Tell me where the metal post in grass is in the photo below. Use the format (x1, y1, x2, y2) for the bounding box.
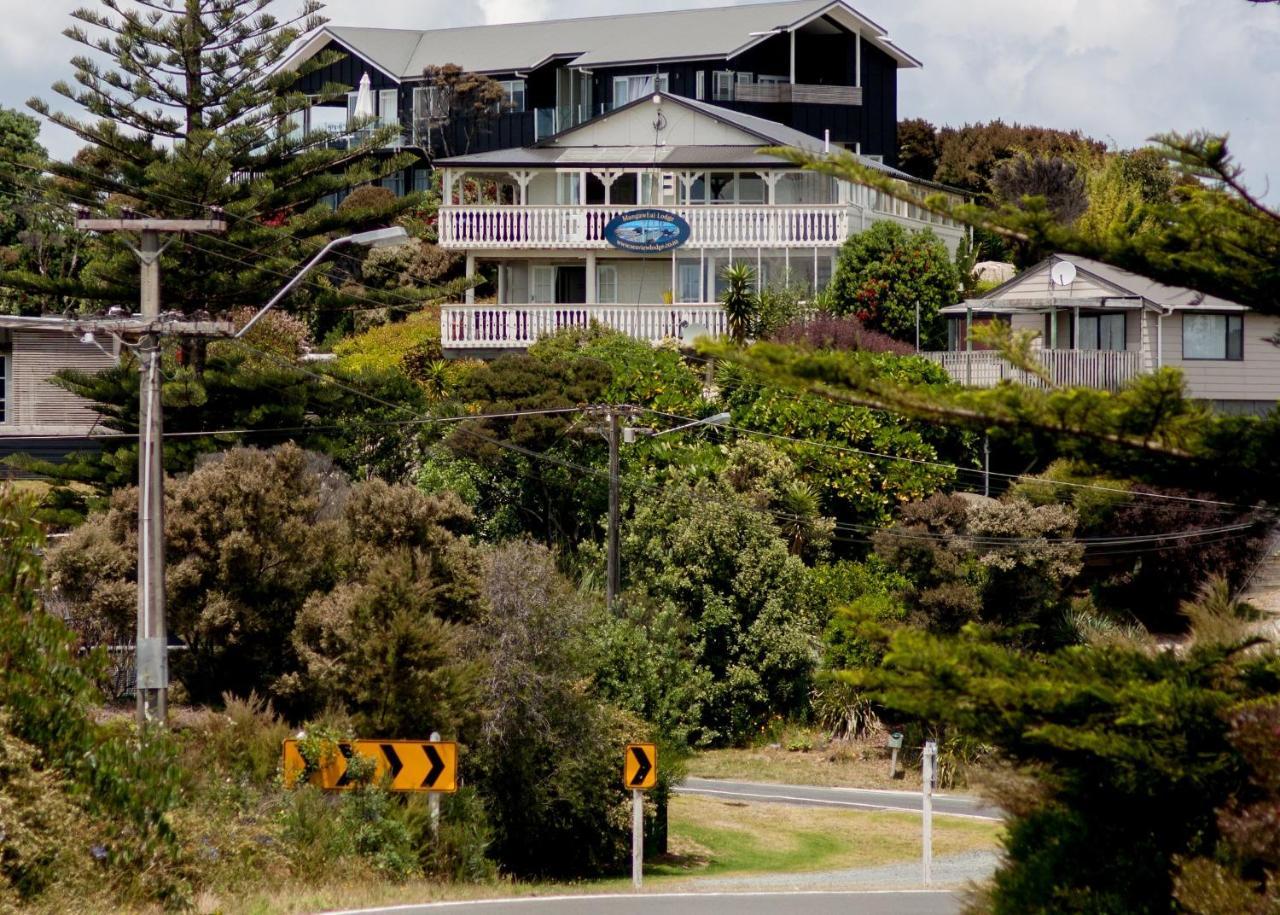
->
(429, 731, 442, 835)
(922, 739, 937, 885)
(632, 788, 644, 889)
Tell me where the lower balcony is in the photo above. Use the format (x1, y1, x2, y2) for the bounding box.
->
(921, 349, 1144, 390)
(441, 304, 727, 350)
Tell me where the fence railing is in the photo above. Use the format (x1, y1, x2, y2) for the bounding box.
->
(921, 349, 1143, 390)
(733, 83, 863, 106)
(438, 205, 851, 249)
(441, 304, 727, 348)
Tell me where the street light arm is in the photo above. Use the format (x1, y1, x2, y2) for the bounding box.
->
(234, 236, 352, 339)
(649, 412, 732, 438)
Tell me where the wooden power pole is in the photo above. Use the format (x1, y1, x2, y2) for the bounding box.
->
(75, 217, 228, 727)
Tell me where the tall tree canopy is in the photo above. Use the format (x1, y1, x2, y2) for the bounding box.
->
(4, 0, 433, 318)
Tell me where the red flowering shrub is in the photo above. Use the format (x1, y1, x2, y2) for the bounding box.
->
(767, 313, 914, 355)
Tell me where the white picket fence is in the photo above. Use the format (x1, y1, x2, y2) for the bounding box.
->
(921, 349, 1143, 390)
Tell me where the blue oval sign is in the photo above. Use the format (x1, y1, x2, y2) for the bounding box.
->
(603, 209, 691, 253)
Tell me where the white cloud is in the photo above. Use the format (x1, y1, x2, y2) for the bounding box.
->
(3, 0, 1276, 196)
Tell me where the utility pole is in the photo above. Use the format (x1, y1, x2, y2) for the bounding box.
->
(585, 405, 640, 613)
(75, 217, 227, 727)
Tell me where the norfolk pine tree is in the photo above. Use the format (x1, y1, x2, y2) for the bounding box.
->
(8, 0, 440, 317)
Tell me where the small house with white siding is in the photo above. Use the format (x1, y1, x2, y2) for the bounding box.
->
(926, 254, 1278, 414)
(0, 323, 117, 463)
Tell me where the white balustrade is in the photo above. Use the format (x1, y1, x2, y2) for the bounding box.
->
(921, 349, 1143, 390)
(441, 304, 728, 349)
(438, 205, 851, 250)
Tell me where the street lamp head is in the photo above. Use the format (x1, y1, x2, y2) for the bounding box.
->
(345, 226, 410, 248)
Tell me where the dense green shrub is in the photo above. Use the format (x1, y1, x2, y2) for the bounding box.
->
(853, 600, 1280, 915)
(621, 480, 824, 745)
(468, 540, 642, 877)
(826, 221, 960, 346)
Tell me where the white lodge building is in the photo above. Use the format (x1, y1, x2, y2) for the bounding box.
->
(436, 92, 965, 353)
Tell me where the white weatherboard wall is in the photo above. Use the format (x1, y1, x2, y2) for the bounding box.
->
(4, 330, 116, 435)
(547, 101, 763, 149)
(1165, 312, 1280, 403)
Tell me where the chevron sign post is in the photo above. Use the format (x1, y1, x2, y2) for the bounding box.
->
(282, 739, 457, 793)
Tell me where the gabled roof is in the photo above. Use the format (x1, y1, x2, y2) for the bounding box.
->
(436, 92, 878, 171)
(279, 0, 921, 81)
(942, 254, 1250, 313)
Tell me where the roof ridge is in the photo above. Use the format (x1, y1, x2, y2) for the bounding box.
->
(332, 0, 824, 38)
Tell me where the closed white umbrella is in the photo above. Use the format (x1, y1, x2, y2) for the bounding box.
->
(354, 72, 376, 121)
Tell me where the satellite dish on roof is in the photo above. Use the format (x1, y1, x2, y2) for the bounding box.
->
(1050, 261, 1078, 287)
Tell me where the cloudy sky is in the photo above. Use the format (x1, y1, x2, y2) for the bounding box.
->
(2, 0, 1277, 197)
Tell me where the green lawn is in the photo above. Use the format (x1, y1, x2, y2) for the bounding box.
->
(651, 795, 1000, 879)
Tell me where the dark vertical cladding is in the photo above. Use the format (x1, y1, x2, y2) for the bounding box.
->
(291, 40, 400, 95)
(859, 42, 899, 166)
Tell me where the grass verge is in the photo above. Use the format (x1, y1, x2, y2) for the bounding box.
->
(688, 740, 928, 790)
(182, 794, 1000, 913)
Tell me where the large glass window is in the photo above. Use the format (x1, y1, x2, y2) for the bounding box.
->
(1077, 313, 1126, 351)
(1183, 313, 1244, 360)
(677, 261, 702, 303)
(737, 173, 766, 205)
(531, 266, 555, 304)
(378, 89, 399, 128)
(709, 173, 736, 204)
(613, 74, 668, 107)
(557, 172, 582, 205)
(713, 71, 735, 101)
(597, 265, 618, 304)
(498, 79, 526, 112)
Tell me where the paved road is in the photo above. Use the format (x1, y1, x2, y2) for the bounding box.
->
(327, 890, 962, 915)
(676, 778, 1002, 820)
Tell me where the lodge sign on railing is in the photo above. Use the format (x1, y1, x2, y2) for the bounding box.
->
(603, 209, 691, 253)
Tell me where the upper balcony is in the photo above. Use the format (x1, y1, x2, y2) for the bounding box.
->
(732, 84, 863, 106)
(438, 204, 852, 250)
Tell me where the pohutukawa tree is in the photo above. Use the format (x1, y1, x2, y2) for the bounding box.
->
(7, 0, 438, 317)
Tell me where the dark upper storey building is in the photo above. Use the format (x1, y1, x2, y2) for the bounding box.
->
(279, 0, 921, 193)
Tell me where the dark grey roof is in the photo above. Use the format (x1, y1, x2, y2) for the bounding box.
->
(281, 0, 921, 80)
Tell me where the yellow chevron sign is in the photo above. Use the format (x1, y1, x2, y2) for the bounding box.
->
(624, 743, 657, 790)
(282, 739, 457, 793)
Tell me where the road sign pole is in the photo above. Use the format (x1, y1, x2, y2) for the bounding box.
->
(429, 730, 442, 835)
(922, 739, 936, 886)
(632, 788, 643, 889)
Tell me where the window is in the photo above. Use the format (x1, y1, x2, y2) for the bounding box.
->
(695, 71, 706, 100)
(498, 79, 526, 112)
(596, 265, 618, 304)
(346, 91, 359, 126)
(1077, 313, 1126, 351)
(1183, 313, 1244, 360)
(531, 266, 556, 304)
(677, 262, 701, 303)
(709, 172, 735, 204)
(736, 173, 766, 204)
(757, 74, 788, 85)
(379, 170, 405, 197)
(378, 89, 399, 128)
(713, 71, 735, 101)
(413, 169, 431, 193)
(735, 72, 754, 87)
(557, 172, 582, 205)
(613, 74, 668, 107)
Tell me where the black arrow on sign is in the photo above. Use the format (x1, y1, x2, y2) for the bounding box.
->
(422, 745, 446, 788)
(334, 743, 356, 787)
(381, 744, 403, 780)
(629, 746, 652, 786)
